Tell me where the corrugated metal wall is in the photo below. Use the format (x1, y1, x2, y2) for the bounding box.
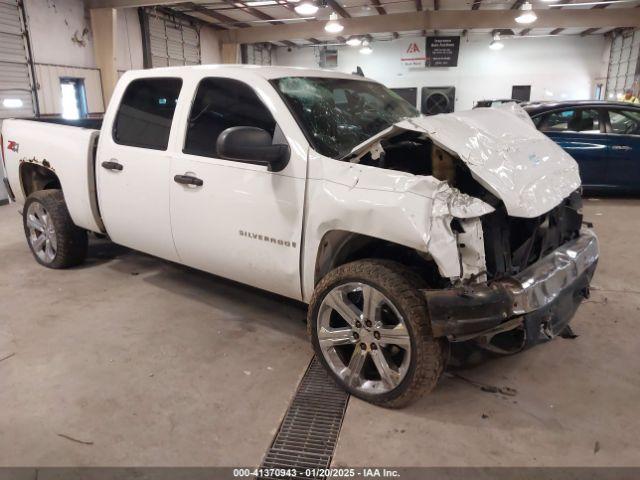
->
(146, 10, 200, 68)
(34, 64, 104, 116)
(606, 29, 640, 99)
(0, 0, 36, 120)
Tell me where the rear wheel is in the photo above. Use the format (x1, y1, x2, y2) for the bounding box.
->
(23, 190, 88, 269)
(309, 260, 447, 408)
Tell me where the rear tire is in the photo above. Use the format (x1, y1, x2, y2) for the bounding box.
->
(23, 190, 88, 269)
(309, 259, 447, 408)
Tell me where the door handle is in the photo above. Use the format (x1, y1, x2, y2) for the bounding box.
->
(174, 174, 204, 187)
(101, 160, 123, 171)
(612, 145, 632, 151)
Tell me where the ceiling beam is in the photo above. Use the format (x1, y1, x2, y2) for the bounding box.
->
(325, 0, 351, 18)
(216, 8, 640, 44)
(185, 2, 251, 27)
(370, 0, 387, 15)
(471, 0, 482, 10)
(519, 28, 531, 35)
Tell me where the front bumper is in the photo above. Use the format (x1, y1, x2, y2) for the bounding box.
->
(423, 229, 599, 341)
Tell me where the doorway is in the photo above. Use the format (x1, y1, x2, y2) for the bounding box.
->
(60, 77, 88, 120)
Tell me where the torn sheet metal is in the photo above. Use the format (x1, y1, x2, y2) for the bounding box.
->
(428, 183, 494, 281)
(346, 104, 581, 218)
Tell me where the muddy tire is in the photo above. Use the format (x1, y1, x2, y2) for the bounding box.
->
(309, 259, 447, 408)
(23, 190, 88, 269)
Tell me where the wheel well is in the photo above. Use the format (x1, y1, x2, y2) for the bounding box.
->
(20, 163, 61, 198)
(314, 231, 446, 288)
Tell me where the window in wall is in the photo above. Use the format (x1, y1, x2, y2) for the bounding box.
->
(60, 78, 88, 120)
(113, 77, 182, 150)
(608, 110, 640, 135)
(540, 109, 601, 134)
(184, 78, 276, 158)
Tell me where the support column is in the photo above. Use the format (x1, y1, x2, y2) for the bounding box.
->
(221, 43, 240, 64)
(90, 8, 118, 107)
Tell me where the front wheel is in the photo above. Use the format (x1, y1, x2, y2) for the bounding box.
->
(308, 260, 447, 408)
(23, 190, 88, 269)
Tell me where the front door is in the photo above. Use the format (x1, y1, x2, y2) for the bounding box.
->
(604, 107, 640, 192)
(96, 77, 183, 262)
(169, 77, 306, 300)
(538, 107, 609, 189)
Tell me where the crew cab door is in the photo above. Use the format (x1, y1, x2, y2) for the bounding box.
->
(169, 76, 306, 300)
(536, 107, 609, 189)
(96, 77, 183, 261)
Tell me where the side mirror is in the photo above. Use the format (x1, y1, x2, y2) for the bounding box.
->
(216, 126, 290, 172)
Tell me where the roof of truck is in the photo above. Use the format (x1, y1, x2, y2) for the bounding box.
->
(126, 64, 366, 81)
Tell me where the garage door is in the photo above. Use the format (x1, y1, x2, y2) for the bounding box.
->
(146, 10, 200, 68)
(0, 0, 36, 121)
(605, 29, 640, 99)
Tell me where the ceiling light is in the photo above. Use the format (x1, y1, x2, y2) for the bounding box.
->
(359, 40, 373, 54)
(489, 32, 504, 50)
(515, 1, 537, 24)
(346, 36, 362, 46)
(324, 12, 344, 33)
(294, 1, 318, 15)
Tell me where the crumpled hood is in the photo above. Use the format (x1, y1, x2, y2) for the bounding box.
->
(349, 103, 581, 218)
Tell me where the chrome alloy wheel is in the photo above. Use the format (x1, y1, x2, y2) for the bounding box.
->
(26, 202, 57, 264)
(317, 282, 412, 394)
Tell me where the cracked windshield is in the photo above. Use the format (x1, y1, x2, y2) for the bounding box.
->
(273, 77, 418, 159)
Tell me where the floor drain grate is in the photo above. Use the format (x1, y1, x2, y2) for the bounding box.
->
(259, 357, 350, 480)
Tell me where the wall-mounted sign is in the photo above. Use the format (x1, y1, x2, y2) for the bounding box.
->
(401, 42, 427, 67)
(425, 36, 460, 67)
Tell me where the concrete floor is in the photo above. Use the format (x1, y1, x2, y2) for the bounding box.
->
(0, 199, 639, 467)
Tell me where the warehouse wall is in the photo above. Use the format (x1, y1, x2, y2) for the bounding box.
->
(274, 34, 610, 110)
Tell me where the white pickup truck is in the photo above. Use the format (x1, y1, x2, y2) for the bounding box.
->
(1, 66, 598, 407)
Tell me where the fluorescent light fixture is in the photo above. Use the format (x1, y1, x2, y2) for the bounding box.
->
(489, 33, 504, 50)
(515, 1, 537, 24)
(2, 98, 23, 109)
(294, 1, 318, 15)
(245, 0, 277, 5)
(324, 12, 344, 33)
(359, 40, 373, 54)
(346, 36, 362, 46)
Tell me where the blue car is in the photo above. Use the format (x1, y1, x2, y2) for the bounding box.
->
(524, 101, 640, 194)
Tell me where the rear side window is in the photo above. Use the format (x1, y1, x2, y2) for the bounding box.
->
(183, 77, 276, 158)
(539, 108, 601, 133)
(113, 78, 182, 150)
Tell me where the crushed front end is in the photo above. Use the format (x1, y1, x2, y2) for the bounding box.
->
(424, 190, 598, 353)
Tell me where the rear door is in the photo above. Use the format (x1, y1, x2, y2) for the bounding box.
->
(603, 107, 640, 192)
(537, 108, 610, 189)
(96, 76, 183, 261)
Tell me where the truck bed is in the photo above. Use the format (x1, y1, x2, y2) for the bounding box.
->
(25, 116, 103, 130)
(1, 118, 104, 233)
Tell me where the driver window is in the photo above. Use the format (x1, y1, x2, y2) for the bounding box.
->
(184, 78, 277, 158)
(608, 110, 640, 135)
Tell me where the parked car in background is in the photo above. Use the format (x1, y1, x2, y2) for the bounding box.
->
(524, 101, 640, 194)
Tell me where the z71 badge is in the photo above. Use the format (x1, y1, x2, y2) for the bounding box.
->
(7, 141, 19, 153)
